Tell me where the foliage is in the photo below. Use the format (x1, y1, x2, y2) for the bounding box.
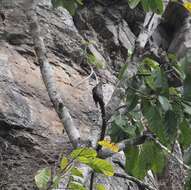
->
(51, 0, 83, 15)
(184, 1, 191, 13)
(35, 147, 112, 190)
(127, 0, 164, 14)
(110, 53, 191, 179)
(81, 40, 106, 69)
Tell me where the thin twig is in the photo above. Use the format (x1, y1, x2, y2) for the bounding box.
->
(154, 139, 191, 170)
(114, 173, 157, 190)
(74, 66, 95, 88)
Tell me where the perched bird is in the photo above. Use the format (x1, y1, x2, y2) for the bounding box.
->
(0, 11, 5, 25)
(92, 82, 104, 108)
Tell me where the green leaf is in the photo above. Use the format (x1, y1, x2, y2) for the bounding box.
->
(52, 0, 78, 15)
(158, 96, 172, 112)
(184, 76, 191, 99)
(88, 158, 114, 176)
(128, 0, 141, 9)
(181, 52, 191, 99)
(71, 167, 83, 177)
(142, 100, 167, 145)
(96, 184, 106, 190)
(128, 95, 139, 112)
(77, 156, 90, 164)
(143, 58, 159, 69)
(35, 168, 51, 190)
(69, 181, 86, 190)
(141, 0, 150, 12)
(60, 156, 68, 170)
(70, 148, 97, 159)
(125, 142, 166, 179)
(125, 146, 139, 175)
(141, 0, 164, 14)
(109, 118, 128, 142)
(179, 119, 191, 149)
(149, 0, 164, 14)
(164, 110, 178, 142)
(87, 54, 105, 69)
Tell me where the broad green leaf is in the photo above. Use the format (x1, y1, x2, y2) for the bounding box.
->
(70, 148, 97, 159)
(69, 181, 86, 190)
(35, 168, 51, 190)
(128, 95, 139, 112)
(110, 116, 137, 140)
(109, 118, 128, 142)
(149, 0, 164, 14)
(96, 184, 106, 190)
(179, 119, 191, 149)
(88, 158, 114, 176)
(60, 156, 68, 170)
(125, 142, 166, 179)
(141, 0, 164, 14)
(71, 167, 83, 177)
(158, 96, 172, 112)
(182, 52, 191, 98)
(125, 146, 139, 174)
(77, 156, 90, 164)
(142, 100, 167, 145)
(164, 110, 178, 142)
(128, 0, 141, 9)
(141, 0, 150, 12)
(184, 75, 191, 99)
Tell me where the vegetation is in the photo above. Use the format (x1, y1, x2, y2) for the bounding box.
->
(35, 147, 113, 190)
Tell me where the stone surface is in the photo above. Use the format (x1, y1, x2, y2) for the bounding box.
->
(0, 0, 137, 189)
(0, 0, 189, 189)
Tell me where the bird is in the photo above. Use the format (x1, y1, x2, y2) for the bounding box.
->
(92, 82, 104, 108)
(0, 11, 5, 25)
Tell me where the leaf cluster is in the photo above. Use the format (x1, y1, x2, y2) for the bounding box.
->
(35, 147, 113, 190)
(110, 53, 191, 180)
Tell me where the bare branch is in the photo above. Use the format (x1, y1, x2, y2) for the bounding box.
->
(74, 66, 97, 88)
(154, 139, 191, 170)
(24, 0, 80, 148)
(114, 173, 157, 190)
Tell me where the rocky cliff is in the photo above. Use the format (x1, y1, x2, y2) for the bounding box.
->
(0, 0, 190, 189)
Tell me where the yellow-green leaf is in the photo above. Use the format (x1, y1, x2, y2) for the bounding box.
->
(60, 156, 68, 170)
(184, 1, 191, 13)
(96, 184, 106, 190)
(88, 158, 114, 176)
(35, 168, 51, 190)
(70, 148, 97, 159)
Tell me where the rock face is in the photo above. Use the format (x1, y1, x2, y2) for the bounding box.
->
(0, 0, 138, 189)
(0, 0, 189, 189)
